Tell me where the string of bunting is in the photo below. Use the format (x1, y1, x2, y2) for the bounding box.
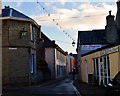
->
(36, 1, 76, 47)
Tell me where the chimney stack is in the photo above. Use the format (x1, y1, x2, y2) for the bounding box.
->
(116, 0, 120, 29)
(5, 6, 10, 9)
(52, 40, 55, 44)
(105, 11, 118, 43)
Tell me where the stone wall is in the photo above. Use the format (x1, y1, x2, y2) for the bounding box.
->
(2, 19, 40, 86)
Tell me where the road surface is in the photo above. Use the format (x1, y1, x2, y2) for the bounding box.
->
(2, 77, 79, 96)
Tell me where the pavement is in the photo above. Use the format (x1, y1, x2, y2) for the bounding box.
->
(73, 78, 107, 96)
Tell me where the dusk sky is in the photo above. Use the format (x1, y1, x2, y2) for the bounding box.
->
(2, 0, 117, 54)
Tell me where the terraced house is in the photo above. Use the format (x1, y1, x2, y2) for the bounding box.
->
(41, 32, 67, 80)
(2, 6, 41, 86)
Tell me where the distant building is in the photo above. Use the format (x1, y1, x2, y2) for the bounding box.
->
(41, 32, 67, 79)
(2, 7, 41, 86)
(66, 53, 75, 74)
(73, 54, 78, 73)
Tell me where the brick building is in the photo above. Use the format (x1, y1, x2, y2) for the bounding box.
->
(2, 6, 41, 86)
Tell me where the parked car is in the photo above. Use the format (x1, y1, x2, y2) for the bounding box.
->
(106, 71, 120, 96)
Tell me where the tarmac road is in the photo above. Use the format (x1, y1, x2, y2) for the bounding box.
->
(2, 77, 79, 96)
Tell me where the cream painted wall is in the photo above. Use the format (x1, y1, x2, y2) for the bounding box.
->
(81, 45, 120, 83)
(81, 51, 101, 83)
(109, 52, 119, 79)
(118, 45, 120, 73)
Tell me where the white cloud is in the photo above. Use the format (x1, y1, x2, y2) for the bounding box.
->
(31, 3, 117, 32)
(16, 2, 22, 7)
(59, 0, 66, 5)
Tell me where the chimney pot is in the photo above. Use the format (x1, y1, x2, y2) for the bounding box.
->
(52, 40, 55, 44)
(109, 10, 111, 15)
(5, 6, 10, 9)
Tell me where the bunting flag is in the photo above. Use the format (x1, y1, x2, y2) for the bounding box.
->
(37, 1, 76, 47)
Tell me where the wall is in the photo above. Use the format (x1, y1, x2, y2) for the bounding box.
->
(9, 48, 30, 86)
(0, 0, 1, 15)
(2, 48, 9, 85)
(2, 19, 38, 86)
(45, 47, 55, 79)
(81, 46, 120, 83)
(109, 52, 119, 79)
(66, 55, 71, 73)
(55, 49, 66, 79)
(81, 51, 100, 83)
(70, 57, 74, 73)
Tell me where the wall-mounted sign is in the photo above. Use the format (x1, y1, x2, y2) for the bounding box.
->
(81, 45, 102, 50)
(9, 48, 17, 50)
(100, 46, 119, 56)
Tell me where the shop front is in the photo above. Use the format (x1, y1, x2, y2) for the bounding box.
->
(81, 45, 119, 86)
(93, 46, 119, 86)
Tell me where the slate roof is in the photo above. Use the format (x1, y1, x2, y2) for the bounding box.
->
(41, 32, 56, 47)
(41, 32, 67, 55)
(2, 8, 33, 20)
(78, 29, 107, 45)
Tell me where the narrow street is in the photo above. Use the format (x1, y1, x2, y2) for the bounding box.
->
(2, 76, 78, 96)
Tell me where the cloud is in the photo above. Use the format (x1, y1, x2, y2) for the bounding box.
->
(59, 0, 66, 5)
(16, 2, 22, 7)
(30, 2, 117, 32)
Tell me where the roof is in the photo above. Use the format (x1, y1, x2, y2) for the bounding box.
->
(41, 32, 67, 55)
(2, 8, 33, 20)
(78, 29, 107, 45)
(41, 32, 56, 47)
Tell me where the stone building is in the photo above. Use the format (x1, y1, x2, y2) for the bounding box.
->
(2, 6, 41, 86)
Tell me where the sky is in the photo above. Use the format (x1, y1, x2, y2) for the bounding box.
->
(2, 0, 118, 54)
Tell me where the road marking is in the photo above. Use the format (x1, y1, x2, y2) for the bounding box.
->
(73, 84, 82, 96)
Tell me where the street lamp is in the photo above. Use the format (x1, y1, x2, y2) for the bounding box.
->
(72, 41, 75, 47)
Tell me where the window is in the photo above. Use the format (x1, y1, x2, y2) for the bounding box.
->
(31, 54, 34, 74)
(31, 25, 34, 41)
(20, 28, 27, 39)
